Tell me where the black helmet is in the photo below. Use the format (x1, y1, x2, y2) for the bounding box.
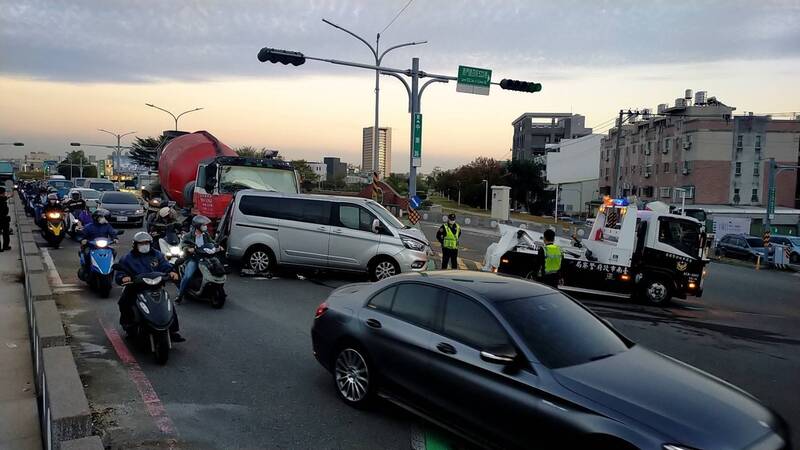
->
(192, 215, 211, 229)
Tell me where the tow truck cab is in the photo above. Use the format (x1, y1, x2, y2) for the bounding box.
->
(494, 199, 709, 304)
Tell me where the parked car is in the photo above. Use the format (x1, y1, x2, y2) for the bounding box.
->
(66, 188, 102, 210)
(98, 191, 144, 227)
(223, 190, 430, 280)
(769, 235, 800, 263)
(311, 271, 789, 450)
(82, 178, 116, 192)
(717, 234, 769, 261)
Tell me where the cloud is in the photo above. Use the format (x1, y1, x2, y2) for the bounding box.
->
(1, 0, 799, 83)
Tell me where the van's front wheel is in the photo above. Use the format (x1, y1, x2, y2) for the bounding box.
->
(244, 246, 275, 274)
(369, 257, 399, 281)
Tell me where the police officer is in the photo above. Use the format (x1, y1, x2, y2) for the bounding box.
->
(538, 228, 562, 288)
(436, 213, 461, 270)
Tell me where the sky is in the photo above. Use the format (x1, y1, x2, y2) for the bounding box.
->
(1, 0, 799, 171)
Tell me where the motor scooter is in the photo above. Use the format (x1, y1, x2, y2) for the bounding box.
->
(114, 266, 177, 365)
(41, 209, 65, 248)
(178, 243, 227, 308)
(78, 232, 123, 298)
(152, 223, 184, 265)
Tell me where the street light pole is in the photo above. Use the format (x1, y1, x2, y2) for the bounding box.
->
(144, 103, 203, 131)
(322, 19, 426, 179)
(98, 129, 136, 172)
(482, 179, 489, 210)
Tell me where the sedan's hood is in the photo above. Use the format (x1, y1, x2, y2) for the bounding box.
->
(398, 227, 429, 246)
(552, 346, 779, 449)
(103, 203, 140, 211)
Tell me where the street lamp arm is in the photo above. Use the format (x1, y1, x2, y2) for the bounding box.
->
(321, 18, 377, 59)
(379, 72, 411, 112)
(378, 40, 427, 61)
(119, 131, 137, 138)
(418, 79, 448, 110)
(176, 108, 203, 121)
(145, 103, 178, 122)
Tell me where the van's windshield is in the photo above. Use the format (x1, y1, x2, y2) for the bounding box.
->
(366, 200, 406, 229)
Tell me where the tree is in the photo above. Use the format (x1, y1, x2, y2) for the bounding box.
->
(505, 159, 547, 212)
(384, 173, 408, 196)
(235, 146, 278, 158)
(128, 136, 162, 169)
(290, 159, 319, 191)
(57, 151, 98, 179)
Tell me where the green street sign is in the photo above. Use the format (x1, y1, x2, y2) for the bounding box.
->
(457, 65, 492, 95)
(98, 160, 106, 177)
(767, 186, 776, 218)
(412, 113, 422, 167)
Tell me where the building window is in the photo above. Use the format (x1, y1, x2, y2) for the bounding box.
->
(751, 188, 759, 202)
(683, 160, 691, 174)
(735, 162, 741, 176)
(631, 165, 636, 174)
(663, 162, 670, 173)
(733, 188, 740, 204)
(754, 135, 762, 149)
(660, 187, 671, 198)
(606, 167, 609, 176)
(664, 138, 671, 154)
(753, 161, 760, 176)
(736, 134, 743, 149)
(682, 186, 695, 199)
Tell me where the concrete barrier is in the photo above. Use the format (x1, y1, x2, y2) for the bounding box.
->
(13, 201, 96, 449)
(41, 347, 92, 450)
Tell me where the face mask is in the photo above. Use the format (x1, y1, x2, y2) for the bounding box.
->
(448, 220, 455, 225)
(98, 218, 108, 224)
(137, 244, 150, 254)
(200, 225, 208, 232)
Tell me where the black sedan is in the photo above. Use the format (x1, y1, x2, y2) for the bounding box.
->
(311, 271, 789, 450)
(98, 191, 145, 227)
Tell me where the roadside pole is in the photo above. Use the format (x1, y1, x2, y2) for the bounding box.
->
(763, 157, 800, 238)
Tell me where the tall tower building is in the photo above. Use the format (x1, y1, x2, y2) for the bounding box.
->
(362, 126, 392, 178)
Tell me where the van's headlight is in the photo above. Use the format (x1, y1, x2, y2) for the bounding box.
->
(402, 238, 425, 251)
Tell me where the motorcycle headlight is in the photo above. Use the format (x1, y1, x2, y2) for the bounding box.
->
(48, 212, 61, 219)
(169, 246, 181, 256)
(142, 276, 162, 286)
(95, 239, 109, 248)
(402, 238, 425, 251)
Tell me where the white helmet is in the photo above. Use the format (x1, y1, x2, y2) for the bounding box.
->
(158, 207, 171, 218)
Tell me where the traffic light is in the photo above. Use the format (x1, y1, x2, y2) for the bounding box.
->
(257, 47, 306, 66)
(499, 79, 542, 93)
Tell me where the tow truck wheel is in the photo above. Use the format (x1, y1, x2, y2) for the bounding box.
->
(641, 278, 671, 305)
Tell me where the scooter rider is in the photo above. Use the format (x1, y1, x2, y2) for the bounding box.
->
(63, 190, 87, 213)
(148, 207, 178, 240)
(176, 215, 216, 304)
(79, 209, 119, 273)
(116, 232, 185, 342)
(40, 193, 63, 226)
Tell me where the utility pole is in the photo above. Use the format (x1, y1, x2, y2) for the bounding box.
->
(97, 130, 136, 172)
(612, 109, 624, 198)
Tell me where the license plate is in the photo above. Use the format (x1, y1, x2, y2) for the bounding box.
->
(116, 216, 128, 222)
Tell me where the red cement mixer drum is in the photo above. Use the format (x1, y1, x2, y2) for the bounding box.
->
(158, 131, 235, 207)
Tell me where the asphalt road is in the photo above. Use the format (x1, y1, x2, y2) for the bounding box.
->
(36, 222, 800, 448)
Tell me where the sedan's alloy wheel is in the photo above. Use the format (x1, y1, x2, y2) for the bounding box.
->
(335, 349, 369, 402)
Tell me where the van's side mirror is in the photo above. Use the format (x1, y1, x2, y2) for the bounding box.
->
(371, 219, 382, 234)
(480, 344, 518, 365)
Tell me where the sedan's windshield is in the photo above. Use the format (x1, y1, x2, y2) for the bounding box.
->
(101, 193, 138, 204)
(90, 182, 115, 191)
(80, 190, 101, 199)
(366, 200, 406, 229)
(746, 238, 764, 248)
(48, 180, 73, 189)
(496, 294, 629, 369)
(219, 166, 298, 194)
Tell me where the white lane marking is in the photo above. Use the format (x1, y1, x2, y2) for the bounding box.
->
(40, 247, 66, 287)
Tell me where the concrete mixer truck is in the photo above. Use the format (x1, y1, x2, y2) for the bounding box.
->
(143, 131, 299, 227)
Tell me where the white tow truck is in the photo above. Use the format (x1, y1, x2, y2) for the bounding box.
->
(484, 198, 710, 304)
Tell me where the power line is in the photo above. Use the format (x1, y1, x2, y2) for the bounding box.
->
(381, 0, 415, 35)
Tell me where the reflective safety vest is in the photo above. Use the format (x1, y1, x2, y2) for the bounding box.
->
(443, 223, 460, 250)
(544, 244, 563, 274)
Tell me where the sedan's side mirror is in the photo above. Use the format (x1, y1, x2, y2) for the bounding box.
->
(480, 345, 518, 365)
(371, 219, 382, 234)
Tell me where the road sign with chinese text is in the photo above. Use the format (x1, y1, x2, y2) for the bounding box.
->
(456, 65, 492, 95)
(412, 113, 422, 167)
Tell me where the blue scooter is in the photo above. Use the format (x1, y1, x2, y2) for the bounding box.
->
(78, 232, 124, 298)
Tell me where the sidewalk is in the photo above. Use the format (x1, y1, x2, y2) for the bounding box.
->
(0, 202, 42, 449)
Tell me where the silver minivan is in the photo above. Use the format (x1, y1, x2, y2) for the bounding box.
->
(225, 190, 430, 280)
